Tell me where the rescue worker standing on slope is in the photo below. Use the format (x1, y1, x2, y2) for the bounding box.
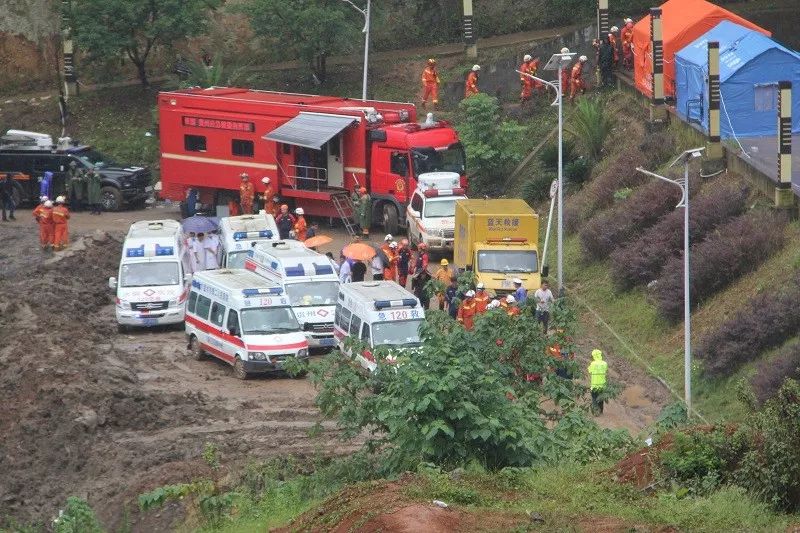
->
(464, 65, 480, 98)
(293, 207, 307, 240)
(52, 196, 71, 250)
(239, 173, 255, 214)
(569, 55, 589, 103)
(33, 197, 53, 250)
(560, 48, 571, 97)
(520, 54, 534, 106)
(421, 58, 441, 109)
(609, 26, 620, 67)
(588, 349, 608, 415)
(621, 18, 634, 70)
(457, 290, 477, 330)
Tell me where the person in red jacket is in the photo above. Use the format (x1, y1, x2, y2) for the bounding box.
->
(609, 26, 620, 66)
(382, 241, 398, 282)
(52, 196, 71, 250)
(457, 290, 478, 330)
(33, 197, 53, 250)
(421, 58, 441, 109)
(569, 55, 588, 103)
(473, 283, 490, 314)
(293, 207, 307, 240)
(559, 47, 571, 97)
(464, 65, 480, 98)
(239, 173, 255, 214)
(519, 54, 534, 105)
(621, 18, 634, 70)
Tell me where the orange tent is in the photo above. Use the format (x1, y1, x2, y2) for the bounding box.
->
(632, 0, 770, 99)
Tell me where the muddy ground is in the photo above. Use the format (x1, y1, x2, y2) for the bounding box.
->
(0, 206, 667, 531)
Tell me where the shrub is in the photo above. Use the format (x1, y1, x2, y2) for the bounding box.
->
(522, 172, 555, 205)
(538, 140, 576, 170)
(565, 157, 593, 188)
(579, 180, 684, 261)
(659, 431, 726, 495)
(750, 342, 800, 404)
(697, 284, 800, 379)
(566, 99, 615, 161)
(610, 183, 749, 289)
(651, 212, 786, 322)
(564, 149, 650, 234)
(53, 497, 103, 533)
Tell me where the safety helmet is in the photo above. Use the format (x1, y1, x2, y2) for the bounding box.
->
(427, 58, 436, 65)
(440, 258, 449, 266)
(389, 241, 398, 248)
(295, 207, 304, 215)
(240, 173, 249, 179)
(624, 17, 632, 24)
(610, 25, 619, 32)
(384, 234, 393, 241)
(505, 294, 516, 304)
(512, 278, 523, 285)
(44, 200, 53, 207)
(487, 299, 500, 309)
(40, 195, 48, 202)
(55, 195, 66, 204)
(592, 349, 603, 359)
(472, 64, 481, 71)
(523, 54, 532, 61)
(561, 47, 570, 54)
(261, 177, 270, 184)
(476, 282, 485, 290)
(465, 289, 475, 297)
(359, 186, 367, 193)
(579, 55, 588, 62)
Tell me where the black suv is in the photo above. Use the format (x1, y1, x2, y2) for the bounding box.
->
(0, 144, 151, 211)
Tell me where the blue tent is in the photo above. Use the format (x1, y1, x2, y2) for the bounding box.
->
(675, 20, 800, 138)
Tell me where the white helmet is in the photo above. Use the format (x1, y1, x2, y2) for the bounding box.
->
(465, 290, 475, 297)
(384, 234, 393, 241)
(579, 55, 588, 62)
(561, 47, 570, 54)
(261, 177, 270, 184)
(505, 294, 516, 304)
(389, 241, 398, 248)
(523, 54, 532, 61)
(55, 195, 66, 204)
(472, 64, 481, 71)
(476, 282, 485, 290)
(610, 26, 619, 32)
(487, 299, 501, 309)
(40, 195, 48, 202)
(44, 200, 53, 208)
(512, 278, 523, 285)
(624, 17, 633, 24)
(295, 207, 304, 215)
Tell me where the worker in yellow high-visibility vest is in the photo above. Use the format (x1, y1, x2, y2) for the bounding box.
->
(587, 349, 608, 415)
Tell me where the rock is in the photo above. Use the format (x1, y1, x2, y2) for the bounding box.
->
(432, 500, 448, 508)
(92, 229, 109, 243)
(449, 467, 465, 481)
(529, 512, 544, 523)
(75, 409, 100, 431)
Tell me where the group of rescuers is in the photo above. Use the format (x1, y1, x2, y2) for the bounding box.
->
(420, 17, 635, 108)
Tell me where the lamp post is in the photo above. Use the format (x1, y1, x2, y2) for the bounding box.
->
(636, 147, 704, 416)
(518, 51, 575, 295)
(342, 0, 371, 100)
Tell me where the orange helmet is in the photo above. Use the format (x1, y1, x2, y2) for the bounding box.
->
(359, 186, 367, 193)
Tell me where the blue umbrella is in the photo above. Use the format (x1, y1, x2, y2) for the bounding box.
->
(182, 215, 219, 234)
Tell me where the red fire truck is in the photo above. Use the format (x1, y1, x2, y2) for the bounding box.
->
(158, 88, 466, 234)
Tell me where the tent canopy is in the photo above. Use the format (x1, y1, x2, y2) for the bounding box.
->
(674, 21, 800, 138)
(632, 0, 770, 99)
(263, 112, 357, 150)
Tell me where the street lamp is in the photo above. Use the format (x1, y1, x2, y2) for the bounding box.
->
(636, 147, 705, 417)
(518, 50, 575, 295)
(342, 0, 372, 100)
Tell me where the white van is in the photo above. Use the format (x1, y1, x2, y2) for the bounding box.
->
(109, 219, 192, 330)
(218, 213, 279, 269)
(406, 172, 466, 251)
(334, 281, 426, 372)
(185, 269, 309, 379)
(246, 241, 339, 352)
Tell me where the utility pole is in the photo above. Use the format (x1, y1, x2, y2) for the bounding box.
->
(463, 0, 477, 58)
(342, 0, 371, 100)
(61, 0, 78, 97)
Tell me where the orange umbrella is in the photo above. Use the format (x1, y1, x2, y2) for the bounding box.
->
(342, 242, 376, 261)
(304, 234, 333, 248)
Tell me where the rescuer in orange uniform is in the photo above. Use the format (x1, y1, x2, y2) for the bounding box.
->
(382, 241, 398, 282)
(33, 197, 53, 250)
(52, 196, 71, 250)
(474, 283, 490, 314)
(464, 65, 480, 98)
(559, 48, 571, 97)
(457, 290, 478, 330)
(434, 258, 453, 310)
(621, 18, 634, 70)
(519, 54, 534, 105)
(503, 294, 521, 317)
(609, 26, 620, 66)
(569, 56, 588, 103)
(293, 207, 307, 240)
(421, 58, 441, 109)
(239, 173, 255, 214)
(260, 177, 274, 214)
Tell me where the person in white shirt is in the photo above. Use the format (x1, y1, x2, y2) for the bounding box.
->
(203, 232, 220, 270)
(190, 232, 206, 272)
(533, 279, 555, 334)
(371, 254, 384, 280)
(338, 254, 352, 283)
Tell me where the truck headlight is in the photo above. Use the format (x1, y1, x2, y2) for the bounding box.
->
(248, 351, 268, 361)
(297, 348, 308, 358)
(116, 297, 130, 309)
(121, 182, 132, 188)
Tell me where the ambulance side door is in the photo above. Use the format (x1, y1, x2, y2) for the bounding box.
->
(209, 301, 233, 360)
(194, 294, 213, 349)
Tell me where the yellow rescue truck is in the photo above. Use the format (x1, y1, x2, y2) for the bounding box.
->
(454, 199, 541, 295)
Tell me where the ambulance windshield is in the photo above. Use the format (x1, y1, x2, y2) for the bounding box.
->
(423, 198, 457, 218)
(477, 250, 538, 274)
(120, 262, 180, 287)
(241, 307, 300, 335)
(372, 319, 423, 347)
(411, 143, 465, 175)
(285, 281, 339, 307)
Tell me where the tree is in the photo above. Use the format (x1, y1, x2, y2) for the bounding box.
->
(565, 98, 615, 161)
(242, 0, 358, 84)
(67, 0, 222, 87)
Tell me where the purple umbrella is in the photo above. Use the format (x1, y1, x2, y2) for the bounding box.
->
(181, 215, 219, 234)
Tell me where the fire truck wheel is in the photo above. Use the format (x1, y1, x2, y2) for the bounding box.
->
(382, 203, 399, 235)
(188, 335, 206, 361)
(100, 186, 123, 211)
(233, 356, 249, 380)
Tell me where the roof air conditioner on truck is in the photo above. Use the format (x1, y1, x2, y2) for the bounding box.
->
(157, 88, 466, 235)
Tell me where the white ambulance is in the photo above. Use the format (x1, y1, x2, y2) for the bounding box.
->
(246, 241, 339, 352)
(218, 212, 279, 269)
(406, 171, 466, 251)
(334, 281, 426, 372)
(109, 219, 192, 330)
(185, 269, 309, 379)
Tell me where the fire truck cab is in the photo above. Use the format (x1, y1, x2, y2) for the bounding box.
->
(158, 89, 466, 235)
